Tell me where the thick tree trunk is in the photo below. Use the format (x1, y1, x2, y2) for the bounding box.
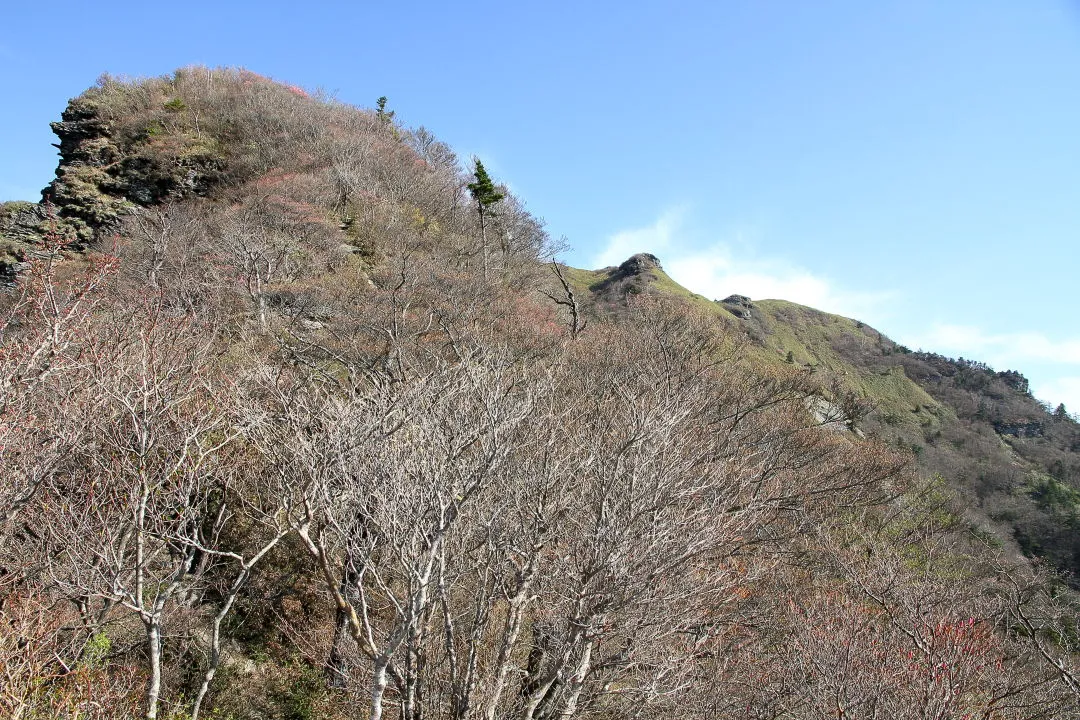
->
(556, 639, 594, 720)
(326, 608, 352, 689)
(326, 553, 361, 689)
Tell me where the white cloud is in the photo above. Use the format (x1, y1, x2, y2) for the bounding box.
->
(1034, 376, 1080, 415)
(592, 207, 685, 268)
(912, 325, 1080, 366)
(592, 208, 892, 321)
(899, 325, 1080, 412)
(664, 249, 891, 321)
(592, 209, 1080, 415)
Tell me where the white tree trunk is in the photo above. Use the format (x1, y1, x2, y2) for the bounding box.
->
(145, 620, 163, 720)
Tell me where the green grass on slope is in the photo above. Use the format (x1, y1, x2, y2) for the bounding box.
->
(562, 262, 780, 364)
(753, 299, 946, 433)
(566, 259, 948, 440)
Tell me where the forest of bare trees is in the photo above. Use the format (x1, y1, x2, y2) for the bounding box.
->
(2, 67, 1079, 719)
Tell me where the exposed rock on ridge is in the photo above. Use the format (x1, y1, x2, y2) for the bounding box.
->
(720, 294, 754, 319)
(589, 253, 665, 301)
(43, 94, 227, 243)
(612, 252, 662, 277)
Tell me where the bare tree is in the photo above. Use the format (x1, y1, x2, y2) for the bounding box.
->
(767, 479, 1074, 719)
(41, 299, 234, 720)
(0, 231, 117, 538)
(185, 410, 301, 720)
(543, 261, 586, 340)
(216, 192, 335, 332)
(999, 564, 1080, 710)
(286, 344, 531, 720)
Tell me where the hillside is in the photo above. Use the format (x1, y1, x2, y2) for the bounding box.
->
(576, 255, 1080, 581)
(2, 68, 1080, 720)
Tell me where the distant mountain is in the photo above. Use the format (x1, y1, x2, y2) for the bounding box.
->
(574, 253, 1080, 582)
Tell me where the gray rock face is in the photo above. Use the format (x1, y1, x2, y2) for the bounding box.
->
(0, 202, 47, 243)
(993, 420, 1045, 439)
(589, 253, 665, 301)
(0, 201, 48, 280)
(616, 253, 662, 276)
(720, 294, 754, 319)
(42, 97, 227, 244)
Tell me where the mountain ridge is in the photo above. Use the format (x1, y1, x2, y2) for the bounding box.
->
(569, 248, 1080, 578)
(5, 66, 1077, 580)
(3, 67, 1079, 719)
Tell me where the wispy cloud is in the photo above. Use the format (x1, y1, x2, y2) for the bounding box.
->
(592, 207, 686, 269)
(664, 250, 892, 321)
(912, 325, 1080, 366)
(592, 208, 893, 321)
(592, 209, 1080, 413)
(908, 324, 1080, 411)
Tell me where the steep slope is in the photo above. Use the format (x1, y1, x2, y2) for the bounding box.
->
(576, 254, 1080, 582)
(3, 68, 1080, 720)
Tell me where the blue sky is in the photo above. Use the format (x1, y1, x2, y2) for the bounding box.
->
(2, 1, 1079, 410)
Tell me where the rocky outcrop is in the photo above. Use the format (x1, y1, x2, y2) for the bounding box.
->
(0, 201, 47, 244)
(993, 420, 1045, 439)
(50, 100, 117, 166)
(589, 253, 665, 301)
(42, 98, 130, 243)
(720, 294, 754, 319)
(612, 252, 662, 277)
(42, 96, 227, 244)
(0, 201, 48, 279)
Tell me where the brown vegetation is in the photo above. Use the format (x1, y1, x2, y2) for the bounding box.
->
(1, 67, 1079, 719)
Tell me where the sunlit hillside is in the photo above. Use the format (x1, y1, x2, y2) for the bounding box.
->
(2, 68, 1079, 720)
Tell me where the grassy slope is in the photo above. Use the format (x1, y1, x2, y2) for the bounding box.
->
(569, 258, 1080, 581)
(567, 262, 945, 437)
(752, 299, 947, 435)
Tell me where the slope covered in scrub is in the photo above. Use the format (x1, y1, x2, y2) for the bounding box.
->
(2, 68, 1079, 720)
(575, 254, 1080, 584)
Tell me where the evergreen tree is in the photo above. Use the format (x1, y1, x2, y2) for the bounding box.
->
(375, 96, 394, 123)
(467, 158, 504, 278)
(467, 158, 503, 209)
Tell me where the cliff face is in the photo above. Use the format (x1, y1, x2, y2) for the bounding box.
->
(41, 98, 131, 242)
(42, 91, 228, 243)
(1, 78, 234, 261)
(0, 201, 48, 277)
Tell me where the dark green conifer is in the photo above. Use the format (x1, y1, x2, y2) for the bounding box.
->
(467, 158, 504, 278)
(375, 96, 394, 123)
(467, 159, 503, 208)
